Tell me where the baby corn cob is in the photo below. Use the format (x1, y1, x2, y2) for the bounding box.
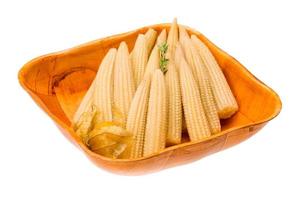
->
(175, 45, 211, 141)
(143, 29, 167, 79)
(179, 25, 190, 43)
(144, 28, 157, 55)
(73, 80, 95, 124)
(144, 69, 167, 156)
(114, 42, 135, 124)
(180, 28, 220, 134)
(94, 48, 117, 122)
(167, 18, 179, 59)
(191, 35, 238, 118)
(156, 29, 167, 45)
(165, 61, 182, 145)
(126, 75, 151, 158)
(131, 34, 148, 86)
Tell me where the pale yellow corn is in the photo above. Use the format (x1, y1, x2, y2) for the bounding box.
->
(131, 34, 148, 86)
(143, 69, 167, 156)
(191, 35, 238, 118)
(93, 48, 117, 122)
(114, 42, 136, 124)
(179, 25, 190, 44)
(175, 45, 211, 141)
(143, 29, 167, 79)
(73, 48, 117, 124)
(167, 18, 178, 59)
(156, 29, 167, 45)
(126, 75, 151, 158)
(180, 28, 220, 134)
(73, 80, 95, 124)
(174, 43, 184, 71)
(144, 28, 157, 55)
(165, 61, 182, 145)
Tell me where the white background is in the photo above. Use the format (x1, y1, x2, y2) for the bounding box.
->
(0, 0, 299, 199)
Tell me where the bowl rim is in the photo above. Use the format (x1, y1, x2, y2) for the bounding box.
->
(18, 23, 282, 162)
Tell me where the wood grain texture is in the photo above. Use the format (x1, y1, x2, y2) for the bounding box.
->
(18, 23, 282, 175)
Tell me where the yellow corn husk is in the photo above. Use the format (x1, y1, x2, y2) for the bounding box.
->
(144, 28, 158, 55)
(126, 75, 151, 158)
(165, 61, 182, 145)
(130, 34, 148, 86)
(74, 105, 97, 143)
(191, 35, 238, 118)
(93, 48, 117, 123)
(143, 29, 167, 79)
(87, 121, 132, 159)
(114, 42, 136, 124)
(179, 28, 220, 134)
(175, 45, 211, 141)
(143, 69, 167, 156)
(111, 105, 126, 128)
(167, 18, 179, 59)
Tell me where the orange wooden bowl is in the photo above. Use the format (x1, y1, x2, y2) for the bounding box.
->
(18, 23, 281, 175)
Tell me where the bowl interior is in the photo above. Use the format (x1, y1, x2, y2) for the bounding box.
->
(19, 24, 281, 151)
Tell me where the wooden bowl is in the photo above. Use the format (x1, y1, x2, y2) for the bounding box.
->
(18, 23, 281, 175)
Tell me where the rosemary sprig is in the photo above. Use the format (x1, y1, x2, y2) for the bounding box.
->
(158, 42, 169, 74)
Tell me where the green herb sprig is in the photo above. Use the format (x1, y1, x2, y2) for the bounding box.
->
(158, 42, 169, 74)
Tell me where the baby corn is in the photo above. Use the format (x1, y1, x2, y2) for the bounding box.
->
(156, 29, 167, 45)
(165, 19, 181, 141)
(131, 34, 148, 86)
(175, 45, 211, 141)
(179, 25, 190, 43)
(144, 28, 157, 56)
(73, 80, 95, 124)
(180, 27, 220, 134)
(126, 75, 151, 158)
(144, 69, 167, 156)
(94, 48, 117, 122)
(191, 35, 238, 118)
(165, 61, 182, 145)
(114, 42, 135, 124)
(167, 18, 179, 59)
(143, 29, 167, 79)
(72, 19, 242, 160)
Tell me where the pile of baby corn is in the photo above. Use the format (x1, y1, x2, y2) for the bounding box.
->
(73, 19, 238, 159)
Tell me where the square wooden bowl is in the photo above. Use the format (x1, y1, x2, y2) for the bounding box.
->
(18, 24, 281, 175)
